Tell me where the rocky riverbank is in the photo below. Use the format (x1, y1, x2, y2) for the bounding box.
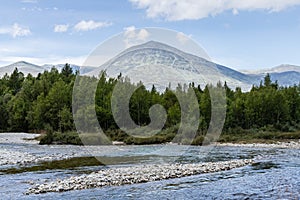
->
(0, 132, 40, 144)
(0, 133, 38, 165)
(0, 133, 88, 166)
(216, 140, 300, 149)
(0, 148, 82, 166)
(0, 149, 37, 165)
(27, 159, 253, 194)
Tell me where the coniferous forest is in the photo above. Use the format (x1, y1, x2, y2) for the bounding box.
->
(0, 64, 300, 145)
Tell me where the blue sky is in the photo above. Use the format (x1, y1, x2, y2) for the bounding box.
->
(1, 0, 300, 70)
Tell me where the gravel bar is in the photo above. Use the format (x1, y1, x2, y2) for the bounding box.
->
(27, 159, 253, 194)
(216, 140, 300, 149)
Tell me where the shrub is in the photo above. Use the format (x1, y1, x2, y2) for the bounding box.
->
(191, 136, 204, 145)
(39, 125, 54, 145)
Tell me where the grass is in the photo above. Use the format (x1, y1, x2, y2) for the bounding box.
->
(37, 126, 300, 146)
(218, 130, 300, 144)
(0, 157, 104, 175)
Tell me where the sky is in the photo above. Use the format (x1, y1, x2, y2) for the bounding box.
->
(1, 0, 300, 70)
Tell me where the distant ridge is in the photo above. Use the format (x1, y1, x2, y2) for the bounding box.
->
(0, 61, 96, 77)
(244, 64, 300, 74)
(0, 61, 44, 77)
(1, 42, 300, 90)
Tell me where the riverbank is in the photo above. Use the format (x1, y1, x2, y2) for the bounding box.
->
(0, 133, 89, 166)
(37, 129, 300, 146)
(218, 130, 300, 143)
(216, 140, 300, 149)
(26, 159, 253, 194)
(0, 133, 39, 165)
(0, 132, 40, 144)
(0, 132, 299, 169)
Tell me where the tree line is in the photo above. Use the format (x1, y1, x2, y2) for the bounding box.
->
(0, 64, 299, 144)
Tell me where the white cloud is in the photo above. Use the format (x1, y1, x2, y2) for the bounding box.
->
(54, 24, 69, 33)
(123, 26, 150, 48)
(74, 20, 112, 32)
(21, 0, 38, 3)
(0, 23, 31, 38)
(130, 0, 300, 21)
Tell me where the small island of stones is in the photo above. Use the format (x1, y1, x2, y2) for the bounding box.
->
(27, 159, 253, 194)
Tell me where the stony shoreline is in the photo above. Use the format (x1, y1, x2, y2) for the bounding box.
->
(0, 132, 296, 195)
(0, 133, 88, 166)
(0, 133, 39, 165)
(216, 140, 300, 149)
(27, 159, 253, 194)
(0, 132, 40, 144)
(0, 132, 298, 167)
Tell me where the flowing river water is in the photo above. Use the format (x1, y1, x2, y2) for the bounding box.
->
(0, 133, 299, 199)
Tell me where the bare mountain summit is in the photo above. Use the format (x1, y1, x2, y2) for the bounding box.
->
(88, 41, 253, 91)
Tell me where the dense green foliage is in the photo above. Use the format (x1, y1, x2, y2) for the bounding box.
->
(0, 65, 300, 145)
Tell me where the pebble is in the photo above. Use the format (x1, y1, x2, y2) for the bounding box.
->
(0, 133, 87, 166)
(216, 140, 300, 149)
(26, 159, 253, 194)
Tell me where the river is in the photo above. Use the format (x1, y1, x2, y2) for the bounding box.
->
(0, 133, 299, 199)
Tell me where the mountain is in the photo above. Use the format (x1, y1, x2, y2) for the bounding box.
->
(42, 64, 96, 74)
(0, 61, 96, 77)
(243, 64, 300, 87)
(88, 41, 300, 90)
(1, 42, 299, 90)
(267, 71, 300, 86)
(0, 61, 44, 77)
(246, 64, 300, 74)
(88, 41, 253, 91)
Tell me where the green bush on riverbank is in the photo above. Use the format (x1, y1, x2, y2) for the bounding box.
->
(39, 127, 300, 145)
(219, 127, 300, 143)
